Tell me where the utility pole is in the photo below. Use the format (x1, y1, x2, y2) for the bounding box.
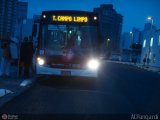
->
(130, 31, 134, 62)
(146, 16, 154, 68)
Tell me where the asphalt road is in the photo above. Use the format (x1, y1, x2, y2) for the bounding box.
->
(0, 61, 160, 118)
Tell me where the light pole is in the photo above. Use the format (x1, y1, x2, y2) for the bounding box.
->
(107, 38, 110, 48)
(106, 38, 110, 58)
(130, 31, 134, 45)
(130, 31, 134, 62)
(147, 16, 153, 30)
(146, 16, 154, 67)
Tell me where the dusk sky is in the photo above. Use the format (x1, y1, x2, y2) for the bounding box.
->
(21, 0, 160, 32)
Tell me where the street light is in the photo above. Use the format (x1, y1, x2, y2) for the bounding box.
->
(147, 16, 153, 22)
(107, 38, 110, 47)
(147, 16, 153, 30)
(146, 16, 154, 67)
(130, 31, 134, 44)
(106, 38, 111, 58)
(129, 31, 134, 62)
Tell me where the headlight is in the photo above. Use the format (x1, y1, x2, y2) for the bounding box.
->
(37, 57, 45, 65)
(87, 59, 99, 70)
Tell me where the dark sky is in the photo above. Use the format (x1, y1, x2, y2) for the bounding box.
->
(21, 0, 160, 32)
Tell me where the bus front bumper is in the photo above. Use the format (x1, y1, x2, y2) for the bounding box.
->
(36, 64, 98, 78)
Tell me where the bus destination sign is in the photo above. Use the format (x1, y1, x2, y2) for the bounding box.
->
(52, 15, 88, 23)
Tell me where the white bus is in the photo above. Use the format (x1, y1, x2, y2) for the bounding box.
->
(32, 10, 102, 79)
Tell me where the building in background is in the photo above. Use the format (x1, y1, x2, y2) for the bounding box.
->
(33, 15, 41, 21)
(122, 32, 132, 50)
(121, 32, 132, 61)
(121, 27, 142, 62)
(141, 23, 160, 67)
(131, 27, 141, 44)
(15, 18, 34, 43)
(17, 1, 28, 20)
(0, 0, 28, 39)
(0, 0, 18, 38)
(94, 4, 123, 56)
(15, 1, 28, 40)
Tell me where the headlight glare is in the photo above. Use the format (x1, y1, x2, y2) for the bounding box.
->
(87, 59, 99, 70)
(37, 57, 45, 65)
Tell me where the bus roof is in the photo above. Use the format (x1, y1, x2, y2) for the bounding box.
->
(42, 10, 98, 16)
(41, 10, 99, 26)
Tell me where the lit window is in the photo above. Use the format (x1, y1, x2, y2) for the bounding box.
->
(158, 35, 160, 46)
(143, 39, 146, 48)
(150, 37, 153, 47)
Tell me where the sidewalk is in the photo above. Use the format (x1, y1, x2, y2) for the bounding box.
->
(105, 60, 160, 74)
(0, 65, 35, 108)
(135, 64, 160, 72)
(126, 62, 160, 73)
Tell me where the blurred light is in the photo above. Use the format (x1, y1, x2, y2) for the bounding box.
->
(143, 39, 146, 48)
(93, 16, 97, 20)
(130, 31, 133, 34)
(69, 30, 72, 34)
(147, 16, 152, 20)
(37, 57, 45, 65)
(149, 52, 152, 58)
(107, 38, 110, 41)
(37, 57, 41, 61)
(43, 14, 46, 18)
(78, 35, 81, 41)
(38, 59, 45, 65)
(87, 59, 99, 70)
(150, 37, 154, 47)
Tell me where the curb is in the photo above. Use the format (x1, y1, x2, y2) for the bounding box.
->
(0, 78, 36, 109)
(132, 65, 160, 74)
(135, 65, 160, 73)
(105, 60, 160, 74)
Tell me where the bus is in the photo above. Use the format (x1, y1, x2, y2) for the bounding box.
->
(32, 10, 102, 79)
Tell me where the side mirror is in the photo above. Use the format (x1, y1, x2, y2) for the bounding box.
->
(32, 23, 37, 37)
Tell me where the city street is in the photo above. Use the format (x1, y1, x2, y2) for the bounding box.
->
(1, 1, 160, 120)
(0, 61, 160, 116)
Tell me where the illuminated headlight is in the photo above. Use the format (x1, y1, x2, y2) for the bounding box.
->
(37, 57, 45, 65)
(87, 59, 99, 70)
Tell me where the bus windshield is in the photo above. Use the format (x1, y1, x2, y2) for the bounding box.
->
(42, 24, 98, 55)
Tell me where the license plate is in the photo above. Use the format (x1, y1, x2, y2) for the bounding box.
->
(61, 71, 71, 76)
